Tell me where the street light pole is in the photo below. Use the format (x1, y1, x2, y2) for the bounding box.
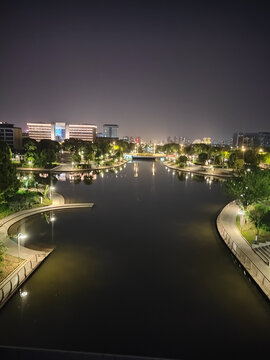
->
(17, 233, 27, 260)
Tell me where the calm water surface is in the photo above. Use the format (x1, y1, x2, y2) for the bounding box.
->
(1, 161, 270, 359)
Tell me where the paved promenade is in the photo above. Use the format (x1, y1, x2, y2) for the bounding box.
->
(163, 161, 233, 178)
(217, 202, 270, 300)
(17, 159, 128, 173)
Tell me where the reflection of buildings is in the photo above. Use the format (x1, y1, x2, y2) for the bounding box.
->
(0, 122, 23, 149)
(233, 132, 270, 148)
(27, 122, 97, 142)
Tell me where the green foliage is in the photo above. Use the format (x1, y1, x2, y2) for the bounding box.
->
(0, 141, 20, 202)
(234, 159, 245, 172)
(247, 204, 269, 236)
(198, 152, 208, 163)
(39, 148, 57, 167)
(72, 152, 81, 164)
(243, 149, 259, 166)
(225, 169, 270, 209)
(177, 155, 188, 167)
(0, 241, 7, 268)
(262, 152, 270, 165)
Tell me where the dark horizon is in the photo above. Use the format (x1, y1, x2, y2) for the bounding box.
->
(1, 0, 270, 142)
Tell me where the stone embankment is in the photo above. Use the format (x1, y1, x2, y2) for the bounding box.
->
(0, 193, 94, 309)
(217, 201, 270, 300)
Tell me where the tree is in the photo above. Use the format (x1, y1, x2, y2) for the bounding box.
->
(247, 204, 269, 242)
(198, 152, 208, 163)
(23, 138, 39, 166)
(225, 169, 270, 210)
(39, 148, 56, 168)
(177, 155, 188, 167)
(234, 159, 245, 172)
(72, 152, 81, 164)
(244, 149, 259, 167)
(0, 141, 20, 202)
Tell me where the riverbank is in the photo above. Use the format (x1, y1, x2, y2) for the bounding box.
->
(163, 161, 233, 178)
(17, 159, 128, 173)
(217, 201, 270, 300)
(0, 193, 94, 308)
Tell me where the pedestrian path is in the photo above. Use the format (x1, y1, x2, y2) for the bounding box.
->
(217, 202, 270, 299)
(163, 162, 233, 178)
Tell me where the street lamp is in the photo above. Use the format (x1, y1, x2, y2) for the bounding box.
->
(241, 146, 246, 160)
(49, 186, 55, 200)
(17, 233, 27, 260)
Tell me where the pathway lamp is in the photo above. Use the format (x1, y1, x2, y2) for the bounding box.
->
(241, 146, 246, 160)
(17, 233, 27, 260)
(49, 186, 55, 200)
(238, 210, 245, 231)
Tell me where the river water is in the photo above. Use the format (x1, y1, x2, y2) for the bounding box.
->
(0, 161, 270, 359)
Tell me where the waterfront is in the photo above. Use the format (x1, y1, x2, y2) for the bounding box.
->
(1, 161, 270, 359)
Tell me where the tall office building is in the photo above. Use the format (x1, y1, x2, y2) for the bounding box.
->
(27, 122, 97, 142)
(0, 122, 22, 149)
(103, 124, 119, 138)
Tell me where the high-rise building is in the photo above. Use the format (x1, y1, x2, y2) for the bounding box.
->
(0, 122, 22, 149)
(233, 132, 270, 148)
(27, 122, 97, 142)
(103, 124, 119, 138)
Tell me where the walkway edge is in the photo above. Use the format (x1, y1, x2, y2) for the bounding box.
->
(217, 201, 270, 300)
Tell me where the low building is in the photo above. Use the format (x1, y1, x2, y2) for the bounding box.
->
(27, 122, 97, 142)
(0, 122, 22, 150)
(103, 124, 119, 138)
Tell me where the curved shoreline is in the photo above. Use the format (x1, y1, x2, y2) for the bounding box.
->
(17, 159, 128, 173)
(217, 201, 270, 300)
(163, 161, 233, 179)
(0, 194, 94, 308)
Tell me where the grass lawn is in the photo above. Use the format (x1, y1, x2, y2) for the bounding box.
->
(0, 254, 24, 283)
(236, 214, 270, 245)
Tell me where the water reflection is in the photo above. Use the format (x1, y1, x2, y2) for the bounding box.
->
(152, 162, 155, 176)
(134, 162, 139, 177)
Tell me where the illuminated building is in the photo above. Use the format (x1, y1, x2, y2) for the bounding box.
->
(27, 122, 97, 142)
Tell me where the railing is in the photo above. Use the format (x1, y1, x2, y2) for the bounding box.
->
(217, 206, 270, 299)
(0, 253, 47, 308)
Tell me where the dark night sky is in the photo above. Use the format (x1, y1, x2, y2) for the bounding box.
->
(0, 0, 269, 142)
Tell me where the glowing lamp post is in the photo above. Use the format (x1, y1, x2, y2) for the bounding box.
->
(241, 146, 246, 160)
(49, 186, 55, 200)
(17, 233, 27, 260)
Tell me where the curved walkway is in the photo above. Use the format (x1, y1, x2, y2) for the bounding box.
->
(0, 193, 94, 308)
(17, 160, 128, 173)
(0, 193, 94, 259)
(217, 201, 270, 300)
(163, 162, 233, 179)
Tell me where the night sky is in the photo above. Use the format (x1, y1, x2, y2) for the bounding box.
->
(0, 0, 269, 142)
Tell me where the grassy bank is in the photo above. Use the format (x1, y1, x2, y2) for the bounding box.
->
(0, 254, 24, 283)
(236, 214, 270, 245)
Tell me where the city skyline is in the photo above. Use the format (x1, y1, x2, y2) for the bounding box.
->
(1, 0, 269, 142)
